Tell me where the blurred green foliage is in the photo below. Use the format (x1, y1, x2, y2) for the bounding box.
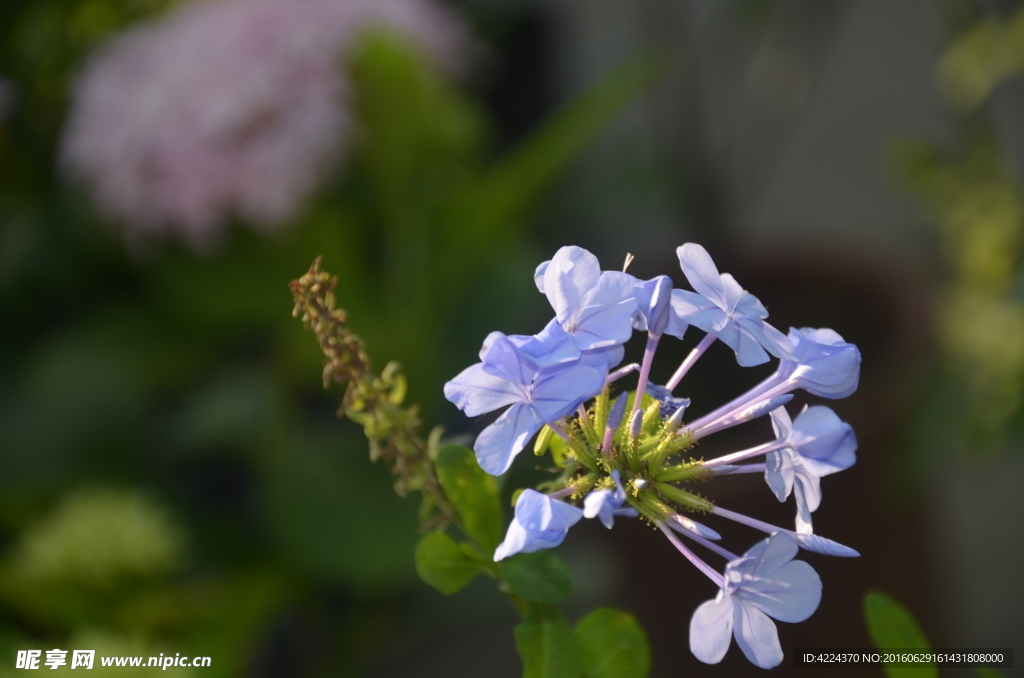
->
(938, 6, 1024, 111)
(898, 6, 1024, 452)
(864, 591, 1007, 678)
(864, 591, 937, 678)
(0, 0, 654, 672)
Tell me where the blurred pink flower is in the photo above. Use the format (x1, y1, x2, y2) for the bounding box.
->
(61, 0, 466, 251)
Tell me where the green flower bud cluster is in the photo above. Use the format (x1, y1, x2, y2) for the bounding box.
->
(534, 388, 713, 522)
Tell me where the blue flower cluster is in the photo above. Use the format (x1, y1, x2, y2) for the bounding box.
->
(444, 243, 862, 669)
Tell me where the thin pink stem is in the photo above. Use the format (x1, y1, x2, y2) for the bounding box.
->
(630, 335, 660, 421)
(702, 440, 784, 469)
(657, 521, 724, 587)
(606, 363, 640, 385)
(666, 521, 739, 560)
(688, 377, 792, 437)
(666, 333, 717, 391)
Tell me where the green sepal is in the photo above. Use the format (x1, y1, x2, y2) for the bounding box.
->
(575, 608, 651, 678)
(414, 532, 478, 595)
(653, 461, 704, 483)
(654, 482, 712, 512)
(535, 426, 555, 456)
(435, 444, 504, 552)
(515, 603, 582, 678)
(501, 550, 573, 604)
(863, 591, 937, 678)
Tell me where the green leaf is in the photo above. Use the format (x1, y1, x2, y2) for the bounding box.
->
(976, 669, 1005, 678)
(863, 591, 937, 678)
(501, 551, 573, 604)
(434, 444, 504, 552)
(575, 608, 651, 678)
(414, 532, 478, 595)
(514, 603, 581, 678)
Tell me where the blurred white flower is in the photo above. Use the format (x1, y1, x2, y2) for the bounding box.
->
(61, 0, 466, 251)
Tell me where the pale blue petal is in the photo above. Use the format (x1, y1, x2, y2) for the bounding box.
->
(580, 344, 624, 371)
(515, 489, 584, 531)
(794, 488, 814, 535)
(515, 319, 581, 367)
(583, 489, 617, 529)
(531, 364, 605, 422)
(546, 267, 582, 325)
(480, 334, 540, 387)
(792, 533, 860, 557)
(493, 519, 572, 561)
(664, 309, 688, 339)
(690, 595, 734, 665)
(474, 403, 542, 475)
(580, 271, 637, 317)
(719, 274, 750, 314)
(732, 600, 784, 669)
(790, 406, 857, 475)
(671, 289, 726, 333)
(479, 331, 506, 361)
(738, 560, 822, 623)
(756, 320, 796, 360)
(794, 468, 821, 514)
(634, 275, 674, 337)
(443, 363, 521, 417)
(534, 260, 550, 293)
(730, 285, 768, 318)
(764, 450, 793, 503)
(631, 313, 648, 332)
(546, 246, 602, 296)
(737, 316, 795, 361)
(744, 533, 800, 579)
(729, 323, 771, 367)
(769, 406, 793, 439)
(571, 316, 635, 350)
(543, 247, 602, 321)
(494, 519, 530, 561)
(784, 327, 861, 398)
(677, 243, 727, 307)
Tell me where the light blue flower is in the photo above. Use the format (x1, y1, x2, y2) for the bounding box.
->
(494, 490, 584, 561)
(444, 334, 605, 475)
(670, 243, 793, 367)
(583, 470, 639, 528)
(534, 246, 637, 352)
(689, 533, 822, 669)
(776, 327, 861, 399)
(634, 275, 685, 339)
(765, 405, 857, 533)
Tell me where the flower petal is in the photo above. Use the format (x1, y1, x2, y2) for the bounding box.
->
(744, 533, 800, 579)
(764, 450, 794, 503)
(534, 260, 550, 293)
(792, 533, 860, 557)
(481, 333, 540, 387)
(690, 594, 734, 665)
(515, 489, 584, 531)
(443, 363, 521, 417)
(474, 402, 542, 475)
(732, 599, 784, 669)
(738, 560, 822, 623)
(677, 243, 727, 307)
(670, 289, 726, 334)
(531, 364, 605, 423)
